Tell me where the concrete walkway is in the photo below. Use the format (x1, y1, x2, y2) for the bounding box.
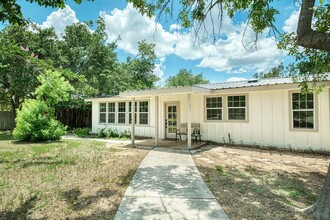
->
(115, 147, 229, 220)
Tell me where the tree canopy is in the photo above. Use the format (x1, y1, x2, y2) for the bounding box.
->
(165, 69, 209, 87)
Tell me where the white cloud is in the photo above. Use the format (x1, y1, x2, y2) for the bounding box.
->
(101, 3, 178, 57)
(175, 10, 285, 73)
(40, 5, 79, 36)
(227, 77, 247, 82)
(170, 24, 181, 31)
(283, 10, 300, 33)
(153, 57, 166, 86)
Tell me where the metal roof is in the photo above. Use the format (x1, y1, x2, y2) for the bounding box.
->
(195, 77, 295, 90)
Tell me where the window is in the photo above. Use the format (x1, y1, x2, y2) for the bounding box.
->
(129, 102, 137, 124)
(206, 97, 222, 120)
(139, 101, 149, 125)
(292, 93, 314, 129)
(99, 103, 106, 123)
(228, 95, 246, 120)
(108, 103, 115, 123)
(118, 102, 126, 124)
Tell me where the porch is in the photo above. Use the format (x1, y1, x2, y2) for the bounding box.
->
(135, 138, 207, 149)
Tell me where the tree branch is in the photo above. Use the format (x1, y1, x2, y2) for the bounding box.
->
(297, 0, 330, 51)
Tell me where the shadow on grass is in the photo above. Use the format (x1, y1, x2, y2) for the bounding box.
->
(62, 188, 117, 212)
(0, 196, 37, 220)
(196, 164, 324, 219)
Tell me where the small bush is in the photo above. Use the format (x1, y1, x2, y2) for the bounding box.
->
(73, 128, 90, 137)
(96, 128, 107, 138)
(13, 99, 66, 141)
(119, 130, 131, 139)
(96, 128, 131, 139)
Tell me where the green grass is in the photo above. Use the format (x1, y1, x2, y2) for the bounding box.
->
(0, 138, 149, 219)
(215, 164, 230, 176)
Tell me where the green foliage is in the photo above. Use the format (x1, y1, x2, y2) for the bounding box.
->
(165, 69, 209, 87)
(277, 11, 330, 94)
(96, 128, 131, 139)
(253, 63, 292, 79)
(35, 70, 74, 106)
(0, 0, 84, 24)
(73, 128, 90, 137)
(13, 99, 66, 141)
(125, 40, 158, 90)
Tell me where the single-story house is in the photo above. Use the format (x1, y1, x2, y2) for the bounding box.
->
(85, 77, 330, 151)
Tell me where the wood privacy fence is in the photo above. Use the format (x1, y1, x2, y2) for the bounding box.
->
(0, 111, 15, 131)
(0, 109, 91, 131)
(56, 108, 92, 129)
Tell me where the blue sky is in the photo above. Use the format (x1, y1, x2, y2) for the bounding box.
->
(1, 0, 300, 84)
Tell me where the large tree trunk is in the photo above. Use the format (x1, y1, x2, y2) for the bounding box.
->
(297, 0, 330, 51)
(304, 163, 330, 219)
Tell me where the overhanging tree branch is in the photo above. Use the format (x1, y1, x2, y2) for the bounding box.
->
(297, 0, 330, 51)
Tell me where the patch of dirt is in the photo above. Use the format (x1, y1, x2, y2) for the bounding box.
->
(193, 145, 329, 220)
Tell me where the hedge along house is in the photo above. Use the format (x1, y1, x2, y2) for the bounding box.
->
(85, 77, 330, 151)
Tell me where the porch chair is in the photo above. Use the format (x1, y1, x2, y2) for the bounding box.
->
(176, 123, 201, 144)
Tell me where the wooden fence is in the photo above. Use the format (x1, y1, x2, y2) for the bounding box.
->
(0, 111, 15, 131)
(56, 108, 92, 129)
(0, 109, 91, 131)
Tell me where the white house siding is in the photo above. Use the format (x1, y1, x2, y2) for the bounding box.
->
(200, 88, 330, 151)
(91, 97, 156, 138)
(89, 86, 330, 151)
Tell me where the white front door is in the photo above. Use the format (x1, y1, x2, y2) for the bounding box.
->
(165, 103, 178, 139)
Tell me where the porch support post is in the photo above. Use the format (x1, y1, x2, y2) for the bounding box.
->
(187, 93, 192, 149)
(155, 96, 159, 146)
(131, 97, 135, 146)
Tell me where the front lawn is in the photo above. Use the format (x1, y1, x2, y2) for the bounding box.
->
(193, 145, 329, 220)
(0, 133, 149, 219)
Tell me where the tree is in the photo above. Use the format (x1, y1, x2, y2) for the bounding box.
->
(165, 69, 209, 87)
(128, 0, 330, 51)
(0, 0, 84, 24)
(128, 0, 330, 219)
(0, 24, 43, 118)
(60, 18, 130, 96)
(13, 70, 73, 141)
(253, 63, 291, 79)
(125, 40, 159, 90)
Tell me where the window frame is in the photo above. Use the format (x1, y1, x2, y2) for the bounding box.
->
(204, 94, 248, 122)
(99, 103, 107, 124)
(108, 102, 116, 124)
(138, 101, 149, 125)
(205, 96, 223, 121)
(118, 102, 126, 124)
(289, 91, 318, 131)
(227, 95, 247, 121)
(98, 100, 149, 126)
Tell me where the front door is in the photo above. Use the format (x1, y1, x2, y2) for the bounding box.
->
(165, 103, 178, 139)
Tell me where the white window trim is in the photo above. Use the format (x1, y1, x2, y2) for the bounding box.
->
(289, 91, 318, 132)
(98, 100, 150, 126)
(108, 102, 116, 124)
(99, 102, 107, 124)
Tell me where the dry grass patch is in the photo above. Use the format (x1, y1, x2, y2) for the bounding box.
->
(0, 133, 149, 219)
(193, 145, 329, 220)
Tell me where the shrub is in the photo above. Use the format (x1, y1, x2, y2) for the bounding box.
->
(96, 128, 107, 138)
(119, 130, 131, 139)
(13, 99, 66, 141)
(73, 128, 90, 137)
